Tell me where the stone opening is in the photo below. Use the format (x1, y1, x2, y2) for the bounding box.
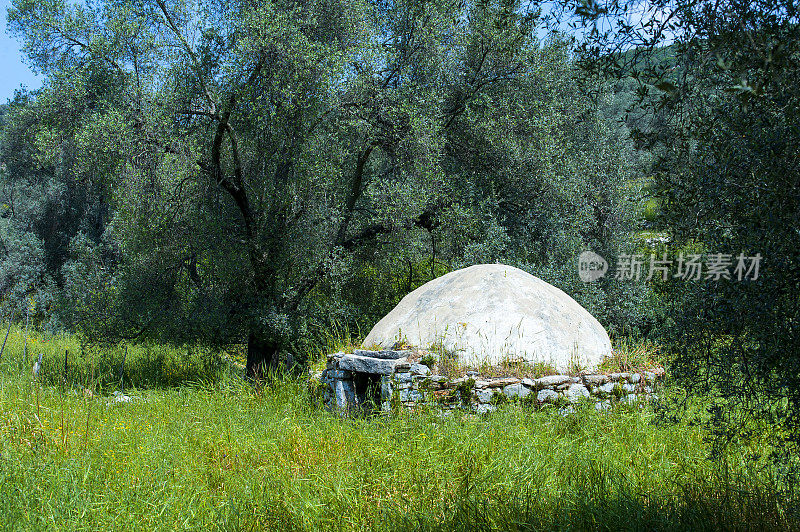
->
(322, 349, 410, 413)
(353, 372, 382, 413)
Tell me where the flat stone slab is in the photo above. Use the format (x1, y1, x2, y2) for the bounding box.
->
(338, 354, 406, 375)
(483, 377, 521, 388)
(583, 374, 609, 386)
(353, 349, 410, 360)
(534, 375, 573, 388)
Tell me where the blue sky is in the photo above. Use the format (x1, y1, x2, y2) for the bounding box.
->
(0, 0, 41, 103)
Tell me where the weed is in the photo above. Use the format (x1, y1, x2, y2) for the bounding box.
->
(419, 353, 437, 369)
(601, 338, 666, 373)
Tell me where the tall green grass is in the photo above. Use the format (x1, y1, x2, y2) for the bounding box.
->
(0, 324, 233, 392)
(0, 327, 797, 530)
(1, 370, 797, 531)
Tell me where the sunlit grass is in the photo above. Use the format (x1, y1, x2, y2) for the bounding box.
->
(600, 337, 666, 373)
(0, 325, 233, 393)
(0, 329, 796, 530)
(1, 371, 797, 530)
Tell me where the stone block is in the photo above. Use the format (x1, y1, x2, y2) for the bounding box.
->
(410, 363, 431, 376)
(380, 377, 393, 400)
(399, 389, 424, 402)
(485, 377, 521, 388)
(394, 372, 413, 383)
(534, 375, 572, 388)
(338, 354, 403, 375)
(334, 379, 356, 410)
(476, 388, 495, 403)
(598, 382, 616, 395)
(503, 383, 531, 399)
(565, 383, 590, 403)
(537, 389, 559, 403)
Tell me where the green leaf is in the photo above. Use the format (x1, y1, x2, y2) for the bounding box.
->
(654, 81, 677, 94)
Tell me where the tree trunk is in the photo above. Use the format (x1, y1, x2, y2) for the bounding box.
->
(246, 329, 279, 381)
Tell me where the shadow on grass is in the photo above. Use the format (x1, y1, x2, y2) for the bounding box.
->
(391, 475, 798, 531)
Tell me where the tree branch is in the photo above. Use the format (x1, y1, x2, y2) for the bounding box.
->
(154, 0, 218, 115)
(285, 205, 441, 313)
(335, 143, 377, 245)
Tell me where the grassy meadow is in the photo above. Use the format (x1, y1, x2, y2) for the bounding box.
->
(0, 327, 797, 531)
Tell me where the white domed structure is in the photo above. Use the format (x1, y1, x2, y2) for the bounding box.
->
(362, 264, 612, 372)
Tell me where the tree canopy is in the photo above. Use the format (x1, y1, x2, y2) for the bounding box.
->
(558, 0, 800, 465)
(1, 0, 647, 376)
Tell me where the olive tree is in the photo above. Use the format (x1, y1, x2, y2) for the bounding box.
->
(559, 0, 800, 465)
(10, 0, 561, 376)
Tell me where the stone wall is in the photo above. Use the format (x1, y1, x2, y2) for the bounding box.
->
(319, 349, 665, 415)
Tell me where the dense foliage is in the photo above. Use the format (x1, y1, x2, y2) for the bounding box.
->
(558, 0, 800, 465)
(0, 0, 651, 374)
